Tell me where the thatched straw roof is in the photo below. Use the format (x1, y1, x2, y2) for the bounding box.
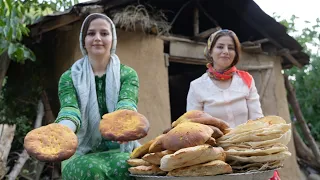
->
(28, 0, 309, 68)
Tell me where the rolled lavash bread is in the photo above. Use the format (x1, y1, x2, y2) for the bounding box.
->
(160, 144, 226, 171)
(167, 160, 232, 176)
(142, 150, 175, 165)
(129, 165, 167, 175)
(99, 109, 150, 141)
(24, 123, 78, 162)
(127, 158, 152, 166)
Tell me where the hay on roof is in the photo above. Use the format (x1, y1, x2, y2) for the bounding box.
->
(111, 4, 171, 35)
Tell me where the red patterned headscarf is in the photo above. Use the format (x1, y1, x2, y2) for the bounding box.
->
(204, 29, 252, 89)
(206, 63, 252, 88)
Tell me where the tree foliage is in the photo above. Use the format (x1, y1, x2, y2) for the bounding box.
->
(0, 0, 78, 151)
(275, 14, 320, 141)
(0, 0, 78, 63)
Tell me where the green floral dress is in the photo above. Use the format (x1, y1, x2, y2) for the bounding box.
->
(54, 64, 139, 180)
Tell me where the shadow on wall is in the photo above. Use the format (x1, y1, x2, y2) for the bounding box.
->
(169, 62, 206, 122)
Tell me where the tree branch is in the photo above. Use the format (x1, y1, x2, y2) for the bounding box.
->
(284, 73, 320, 166)
(7, 99, 44, 180)
(293, 125, 320, 169)
(0, 52, 10, 94)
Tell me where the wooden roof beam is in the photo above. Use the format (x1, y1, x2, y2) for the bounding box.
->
(30, 13, 81, 37)
(277, 49, 303, 68)
(194, 27, 221, 39)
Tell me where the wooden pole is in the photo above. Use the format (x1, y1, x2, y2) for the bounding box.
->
(0, 52, 10, 94)
(7, 100, 44, 180)
(0, 124, 16, 179)
(293, 125, 320, 169)
(193, 7, 199, 36)
(284, 74, 320, 166)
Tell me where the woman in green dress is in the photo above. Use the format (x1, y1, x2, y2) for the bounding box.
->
(54, 13, 140, 180)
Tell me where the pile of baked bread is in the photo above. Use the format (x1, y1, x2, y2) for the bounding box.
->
(128, 110, 233, 176)
(128, 110, 292, 177)
(217, 116, 292, 173)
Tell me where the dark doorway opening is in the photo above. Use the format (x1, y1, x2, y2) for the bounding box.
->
(168, 62, 206, 122)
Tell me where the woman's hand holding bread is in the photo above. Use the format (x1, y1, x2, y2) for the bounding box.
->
(24, 123, 78, 162)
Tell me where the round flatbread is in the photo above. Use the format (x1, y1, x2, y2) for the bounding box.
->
(24, 123, 78, 162)
(99, 110, 150, 141)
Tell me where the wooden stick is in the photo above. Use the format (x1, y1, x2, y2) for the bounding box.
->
(0, 52, 10, 94)
(259, 68, 273, 101)
(278, 49, 303, 68)
(195, 27, 220, 38)
(284, 74, 320, 166)
(7, 100, 44, 180)
(159, 35, 206, 45)
(0, 124, 16, 179)
(293, 125, 320, 169)
(193, 7, 199, 36)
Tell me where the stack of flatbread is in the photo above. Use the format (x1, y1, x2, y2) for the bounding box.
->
(128, 110, 233, 177)
(217, 116, 292, 173)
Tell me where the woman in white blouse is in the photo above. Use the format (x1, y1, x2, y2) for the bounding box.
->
(187, 29, 264, 128)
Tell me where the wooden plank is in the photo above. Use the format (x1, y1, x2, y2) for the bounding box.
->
(195, 27, 220, 39)
(278, 49, 303, 68)
(169, 55, 275, 71)
(160, 35, 206, 45)
(169, 56, 207, 65)
(238, 13, 304, 68)
(193, 7, 199, 36)
(259, 68, 273, 101)
(170, 41, 206, 60)
(31, 13, 81, 37)
(0, 124, 16, 162)
(242, 44, 262, 53)
(238, 64, 274, 71)
(0, 52, 10, 94)
(0, 124, 16, 179)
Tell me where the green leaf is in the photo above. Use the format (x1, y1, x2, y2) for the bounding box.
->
(16, 29, 22, 41)
(8, 42, 17, 58)
(14, 47, 25, 62)
(4, 0, 12, 14)
(0, 40, 9, 55)
(4, 26, 13, 41)
(22, 47, 36, 61)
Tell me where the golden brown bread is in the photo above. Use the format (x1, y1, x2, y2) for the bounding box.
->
(205, 137, 217, 146)
(161, 122, 213, 151)
(99, 110, 150, 141)
(172, 110, 212, 127)
(127, 158, 151, 166)
(167, 160, 232, 176)
(148, 134, 166, 153)
(24, 123, 78, 162)
(207, 125, 224, 139)
(189, 117, 230, 134)
(162, 127, 172, 134)
(142, 150, 174, 165)
(130, 139, 155, 158)
(128, 165, 167, 175)
(160, 145, 226, 171)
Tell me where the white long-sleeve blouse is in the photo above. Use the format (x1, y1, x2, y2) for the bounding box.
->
(187, 73, 264, 128)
